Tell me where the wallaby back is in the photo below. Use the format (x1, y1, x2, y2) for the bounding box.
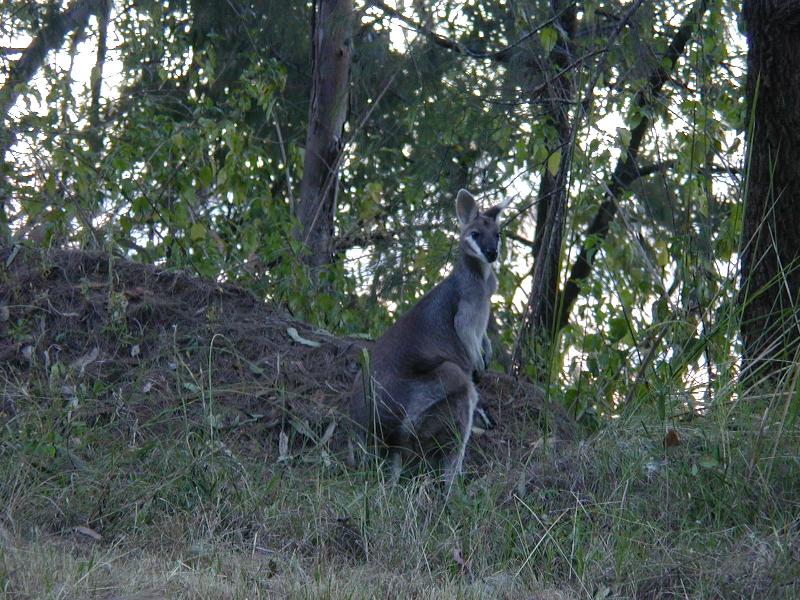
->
(348, 189, 509, 489)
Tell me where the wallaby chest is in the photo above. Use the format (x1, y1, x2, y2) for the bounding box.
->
(452, 266, 496, 366)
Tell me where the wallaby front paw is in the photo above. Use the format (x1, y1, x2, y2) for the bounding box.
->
(481, 336, 492, 370)
(472, 354, 487, 382)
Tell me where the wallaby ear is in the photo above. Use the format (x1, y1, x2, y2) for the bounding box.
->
(455, 189, 479, 226)
(493, 196, 513, 224)
(484, 197, 512, 224)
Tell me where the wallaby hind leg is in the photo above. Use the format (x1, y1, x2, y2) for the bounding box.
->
(442, 381, 479, 493)
(346, 425, 364, 469)
(393, 362, 470, 482)
(388, 448, 404, 485)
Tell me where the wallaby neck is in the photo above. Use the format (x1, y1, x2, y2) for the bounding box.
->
(457, 251, 492, 283)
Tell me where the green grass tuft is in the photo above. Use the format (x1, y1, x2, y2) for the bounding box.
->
(2, 361, 799, 598)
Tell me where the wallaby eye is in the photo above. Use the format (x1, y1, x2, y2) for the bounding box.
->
(470, 231, 480, 240)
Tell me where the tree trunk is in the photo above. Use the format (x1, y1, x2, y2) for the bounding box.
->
(295, 0, 353, 271)
(739, 0, 800, 384)
(89, 0, 111, 141)
(511, 0, 576, 378)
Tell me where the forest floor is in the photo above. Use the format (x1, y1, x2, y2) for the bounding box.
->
(1, 246, 799, 599)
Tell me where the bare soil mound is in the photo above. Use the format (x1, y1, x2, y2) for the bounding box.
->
(0, 245, 574, 460)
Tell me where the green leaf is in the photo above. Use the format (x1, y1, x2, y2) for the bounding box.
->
(655, 240, 670, 267)
(190, 222, 206, 241)
(698, 454, 719, 469)
(248, 361, 264, 375)
(584, 333, 602, 351)
(198, 165, 213, 188)
(547, 149, 562, 177)
(540, 27, 558, 54)
(616, 127, 631, 148)
(584, 3, 596, 24)
(172, 203, 190, 228)
(286, 327, 321, 348)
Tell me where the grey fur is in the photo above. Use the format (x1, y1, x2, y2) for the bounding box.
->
(348, 189, 509, 492)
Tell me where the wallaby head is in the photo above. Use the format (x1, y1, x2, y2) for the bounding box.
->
(455, 189, 507, 266)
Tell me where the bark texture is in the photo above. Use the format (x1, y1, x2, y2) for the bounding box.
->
(296, 0, 353, 270)
(740, 0, 800, 382)
(512, 0, 576, 377)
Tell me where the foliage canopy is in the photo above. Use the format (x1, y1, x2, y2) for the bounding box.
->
(1, 0, 747, 423)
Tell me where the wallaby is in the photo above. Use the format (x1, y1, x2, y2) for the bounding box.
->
(471, 399, 496, 435)
(348, 189, 509, 490)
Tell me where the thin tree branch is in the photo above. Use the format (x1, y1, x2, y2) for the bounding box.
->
(0, 0, 105, 127)
(272, 112, 296, 215)
(626, 160, 676, 181)
(367, 0, 566, 65)
(506, 232, 537, 249)
(554, 0, 711, 332)
(89, 0, 111, 144)
(608, 159, 737, 184)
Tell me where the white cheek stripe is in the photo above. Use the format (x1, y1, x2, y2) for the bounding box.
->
(465, 236, 489, 264)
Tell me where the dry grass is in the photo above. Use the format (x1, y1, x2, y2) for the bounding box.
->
(0, 534, 571, 599)
(2, 248, 800, 598)
(2, 391, 799, 598)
